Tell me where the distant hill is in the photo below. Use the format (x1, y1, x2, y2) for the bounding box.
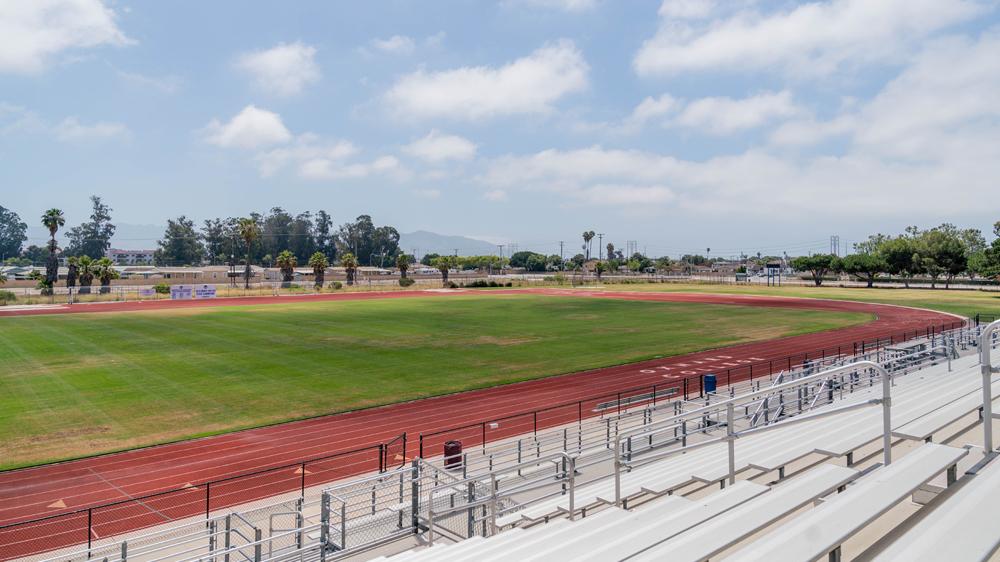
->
(399, 231, 498, 258)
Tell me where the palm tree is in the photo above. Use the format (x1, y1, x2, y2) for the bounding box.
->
(396, 254, 411, 279)
(41, 208, 65, 293)
(66, 256, 79, 288)
(95, 257, 118, 294)
(582, 231, 595, 261)
(341, 252, 359, 285)
(77, 255, 95, 294)
(276, 250, 297, 285)
(237, 218, 260, 289)
(308, 252, 329, 288)
(433, 256, 453, 286)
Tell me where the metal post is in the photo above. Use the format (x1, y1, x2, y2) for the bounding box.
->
(254, 528, 262, 562)
(410, 459, 420, 533)
(224, 515, 231, 562)
(466, 482, 476, 538)
(121, 541, 127, 562)
(568, 456, 576, 521)
(981, 321, 1000, 454)
(300, 462, 307, 496)
(726, 402, 736, 485)
(87, 508, 92, 558)
(881, 367, 893, 466)
(320, 491, 330, 558)
(206, 482, 211, 518)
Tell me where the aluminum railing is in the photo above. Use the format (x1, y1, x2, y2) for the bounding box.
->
(612, 360, 892, 505)
(423, 452, 577, 546)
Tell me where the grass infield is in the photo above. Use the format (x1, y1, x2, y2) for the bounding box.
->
(0, 294, 869, 469)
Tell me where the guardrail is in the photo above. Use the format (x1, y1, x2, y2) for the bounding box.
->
(612, 361, 893, 505)
(0, 436, 405, 562)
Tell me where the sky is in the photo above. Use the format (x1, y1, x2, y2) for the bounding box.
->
(1, 0, 999, 259)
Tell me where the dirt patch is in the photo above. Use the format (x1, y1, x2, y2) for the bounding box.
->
(473, 335, 539, 346)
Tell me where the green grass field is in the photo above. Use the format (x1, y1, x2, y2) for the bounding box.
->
(0, 294, 869, 468)
(594, 282, 1000, 318)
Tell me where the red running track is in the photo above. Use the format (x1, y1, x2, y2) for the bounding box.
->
(0, 289, 961, 558)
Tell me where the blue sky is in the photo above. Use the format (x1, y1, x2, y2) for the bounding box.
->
(1, 0, 999, 258)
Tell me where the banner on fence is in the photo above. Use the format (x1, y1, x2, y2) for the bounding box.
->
(194, 284, 217, 299)
(138, 287, 155, 298)
(170, 285, 193, 300)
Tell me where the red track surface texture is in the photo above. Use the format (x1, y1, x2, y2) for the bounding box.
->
(0, 289, 961, 557)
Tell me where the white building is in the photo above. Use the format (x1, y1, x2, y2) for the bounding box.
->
(107, 248, 156, 266)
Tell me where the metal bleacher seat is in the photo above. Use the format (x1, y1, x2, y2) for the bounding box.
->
(893, 378, 1000, 442)
(626, 463, 857, 561)
(721, 443, 967, 561)
(871, 453, 1000, 561)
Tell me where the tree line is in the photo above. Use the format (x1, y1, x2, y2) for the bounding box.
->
(792, 222, 1000, 288)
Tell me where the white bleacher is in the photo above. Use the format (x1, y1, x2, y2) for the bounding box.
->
(627, 464, 857, 561)
(722, 443, 967, 561)
(871, 454, 1000, 561)
(893, 378, 1000, 442)
(496, 354, 991, 527)
(386, 462, 857, 562)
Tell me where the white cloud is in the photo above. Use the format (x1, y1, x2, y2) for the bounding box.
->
(578, 184, 675, 205)
(115, 68, 183, 94)
(413, 188, 442, 199)
(53, 116, 129, 142)
(236, 42, 320, 96)
(852, 31, 1000, 161)
(769, 115, 857, 146)
(202, 105, 292, 149)
(658, 0, 716, 19)
(299, 154, 402, 181)
(0, 0, 131, 73)
(622, 94, 681, 131)
(484, 189, 508, 202)
(673, 91, 800, 134)
(505, 0, 598, 12)
(425, 32, 447, 47)
(385, 40, 588, 120)
(634, 0, 984, 77)
(371, 35, 415, 55)
(256, 134, 358, 177)
(256, 134, 404, 182)
(403, 130, 477, 163)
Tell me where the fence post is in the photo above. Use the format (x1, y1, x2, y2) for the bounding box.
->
(320, 491, 330, 559)
(410, 459, 420, 534)
(533, 411, 538, 435)
(379, 444, 386, 473)
(206, 481, 211, 519)
(419, 434, 424, 458)
(224, 514, 231, 562)
(253, 528, 262, 562)
(300, 462, 307, 496)
(87, 507, 93, 558)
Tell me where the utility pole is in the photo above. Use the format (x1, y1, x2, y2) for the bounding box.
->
(453, 248, 458, 257)
(598, 233, 605, 260)
(559, 241, 564, 261)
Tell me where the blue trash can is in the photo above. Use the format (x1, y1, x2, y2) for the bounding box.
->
(704, 374, 717, 394)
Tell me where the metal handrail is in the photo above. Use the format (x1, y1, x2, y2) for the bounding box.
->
(613, 360, 891, 505)
(425, 452, 576, 546)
